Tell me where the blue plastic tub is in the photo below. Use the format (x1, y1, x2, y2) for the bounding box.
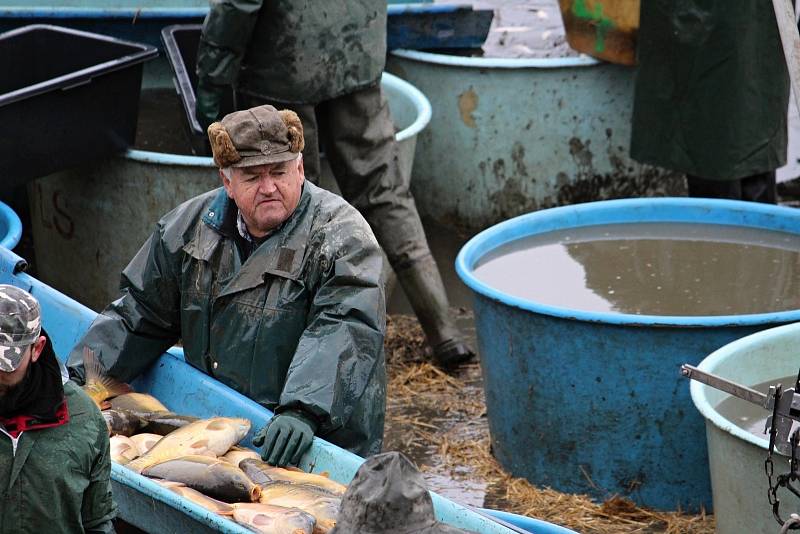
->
(0, 200, 21, 249)
(456, 197, 800, 511)
(0, 245, 519, 533)
(483, 509, 576, 534)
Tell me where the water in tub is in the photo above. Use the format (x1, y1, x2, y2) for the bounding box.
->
(472, 223, 800, 316)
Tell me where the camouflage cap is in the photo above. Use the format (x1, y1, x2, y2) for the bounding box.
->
(0, 285, 41, 372)
(207, 105, 305, 169)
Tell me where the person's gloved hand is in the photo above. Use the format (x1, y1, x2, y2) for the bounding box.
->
(195, 80, 227, 130)
(252, 410, 318, 467)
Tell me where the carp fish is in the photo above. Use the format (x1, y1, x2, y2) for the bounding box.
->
(130, 433, 163, 455)
(143, 455, 261, 503)
(103, 409, 149, 437)
(241, 460, 340, 533)
(110, 435, 141, 465)
(109, 392, 169, 413)
(154, 480, 235, 516)
(221, 447, 261, 467)
(231, 503, 316, 534)
(239, 458, 346, 496)
(257, 485, 339, 533)
(108, 393, 198, 435)
(125, 417, 250, 474)
(82, 347, 132, 409)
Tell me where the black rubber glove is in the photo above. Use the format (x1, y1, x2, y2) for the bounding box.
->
(195, 80, 227, 130)
(252, 410, 318, 467)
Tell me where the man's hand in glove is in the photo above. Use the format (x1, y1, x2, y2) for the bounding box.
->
(252, 410, 318, 467)
(195, 80, 227, 130)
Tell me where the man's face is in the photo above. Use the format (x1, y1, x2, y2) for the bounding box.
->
(221, 157, 305, 238)
(0, 336, 46, 395)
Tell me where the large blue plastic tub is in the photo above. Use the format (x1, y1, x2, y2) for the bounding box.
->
(0, 245, 518, 533)
(0, 200, 21, 249)
(484, 509, 576, 534)
(456, 198, 800, 511)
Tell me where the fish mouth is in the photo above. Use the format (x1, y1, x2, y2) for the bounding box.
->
(250, 485, 262, 502)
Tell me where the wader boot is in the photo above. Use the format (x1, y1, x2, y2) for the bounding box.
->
(396, 256, 475, 368)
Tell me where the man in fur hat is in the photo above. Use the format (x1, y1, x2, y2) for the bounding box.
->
(69, 105, 386, 465)
(195, 0, 474, 368)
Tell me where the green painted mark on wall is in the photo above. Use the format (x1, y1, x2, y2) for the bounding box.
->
(572, 0, 615, 53)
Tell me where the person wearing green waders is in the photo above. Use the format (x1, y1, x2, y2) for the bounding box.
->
(69, 105, 386, 465)
(194, 1, 475, 368)
(0, 286, 115, 534)
(631, 1, 790, 203)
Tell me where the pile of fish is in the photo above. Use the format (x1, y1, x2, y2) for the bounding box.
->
(82, 349, 345, 534)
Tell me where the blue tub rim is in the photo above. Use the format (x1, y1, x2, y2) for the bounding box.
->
(455, 197, 800, 328)
(124, 71, 430, 166)
(688, 321, 800, 453)
(391, 48, 602, 69)
(0, 200, 22, 250)
(0, 3, 459, 19)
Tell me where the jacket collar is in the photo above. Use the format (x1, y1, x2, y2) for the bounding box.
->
(187, 184, 313, 297)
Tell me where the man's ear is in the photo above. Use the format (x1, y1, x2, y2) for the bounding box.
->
(30, 335, 46, 364)
(220, 169, 234, 199)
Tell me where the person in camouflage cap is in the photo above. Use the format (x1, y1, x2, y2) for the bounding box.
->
(0, 285, 116, 534)
(0, 284, 42, 374)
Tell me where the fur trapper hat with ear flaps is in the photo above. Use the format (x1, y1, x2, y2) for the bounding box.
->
(207, 105, 305, 169)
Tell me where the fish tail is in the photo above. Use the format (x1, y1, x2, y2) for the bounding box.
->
(83, 347, 133, 400)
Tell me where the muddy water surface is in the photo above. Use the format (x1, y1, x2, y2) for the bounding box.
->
(473, 223, 800, 316)
(716, 375, 800, 440)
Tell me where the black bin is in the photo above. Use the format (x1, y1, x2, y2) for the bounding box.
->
(161, 24, 235, 156)
(0, 25, 157, 190)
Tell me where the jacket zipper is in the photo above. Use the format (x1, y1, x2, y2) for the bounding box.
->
(0, 426, 21, 456)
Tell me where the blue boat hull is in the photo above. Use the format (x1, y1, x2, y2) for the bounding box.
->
(0, 245, 521, 534)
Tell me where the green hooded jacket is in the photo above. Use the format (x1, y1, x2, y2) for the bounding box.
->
(68, 183, 387, 456)
(197, 0, 387, 104)
(0, 381, 116, 534)
(631, 0, 789, 180)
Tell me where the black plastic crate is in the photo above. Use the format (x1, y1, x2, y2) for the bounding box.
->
(0, 25, 157, 190)
(161, 24, 234, 156)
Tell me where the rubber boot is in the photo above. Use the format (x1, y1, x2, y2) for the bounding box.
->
(395, 256, 475, 368)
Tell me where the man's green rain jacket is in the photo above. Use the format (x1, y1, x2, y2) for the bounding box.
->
(0, 381, 116, 534)
(68, 183, 387, 456)
(197, 0, 387, 104)
(631, 0, 789, 180)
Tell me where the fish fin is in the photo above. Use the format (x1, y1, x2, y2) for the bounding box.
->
(124, 458, 146, 474)
(252, 514, 274, 527)
(319, 471, 330, 478)
(83, 347, 133, 400)
(284, 466, 304, 473)
(205, 420, 227, 431)
(190, 439, 210, 450)
(216, 509, 234, 517)
(313, 521, 335, 534)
